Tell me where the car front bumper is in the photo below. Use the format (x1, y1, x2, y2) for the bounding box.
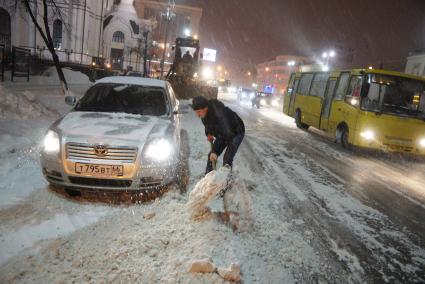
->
(40, 152, 177, 191)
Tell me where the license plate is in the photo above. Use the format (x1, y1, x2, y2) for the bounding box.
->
(74, 163, 123, 176)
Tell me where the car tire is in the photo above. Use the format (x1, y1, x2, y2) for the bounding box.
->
(295, 110, 309, 130)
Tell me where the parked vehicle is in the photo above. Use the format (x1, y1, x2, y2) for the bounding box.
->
(40, 76, 186, 192)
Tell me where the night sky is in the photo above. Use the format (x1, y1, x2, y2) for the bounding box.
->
(175, 0, 425, 81)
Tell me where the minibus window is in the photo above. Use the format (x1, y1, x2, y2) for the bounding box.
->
(360, 74, 425, 117)
(345, 76, 363, 107)
(298, 74, 314, 96)
(335, 73, 350, 100)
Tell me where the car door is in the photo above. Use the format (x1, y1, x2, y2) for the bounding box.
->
(166, 83, 181, 148)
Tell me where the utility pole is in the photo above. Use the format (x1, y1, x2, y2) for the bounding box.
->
(80, 0, 87, 64)
(97, 0, 104, 58)
(160, 3, 175, 79)
(143, 30, 149, 77)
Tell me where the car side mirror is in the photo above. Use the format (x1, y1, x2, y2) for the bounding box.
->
(65, 95, 77, 106)
(174, 104, 191, 114)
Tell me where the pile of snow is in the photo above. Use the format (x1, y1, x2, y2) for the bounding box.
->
(187, 166, 253, 231)
(31, 67, 90, 86)
(187, 167, 231, 219)
(0, 85, 58, 119)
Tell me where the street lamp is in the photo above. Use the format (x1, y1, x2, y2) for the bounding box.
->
(321, 49, 336, 71)
(160, 4, 175, 79)
(265, 67, 270, 72)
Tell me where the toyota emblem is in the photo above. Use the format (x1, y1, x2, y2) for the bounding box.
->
(94, 144, 108, 157)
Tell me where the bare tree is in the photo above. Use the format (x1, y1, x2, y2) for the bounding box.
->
(21, 0, 69, 95)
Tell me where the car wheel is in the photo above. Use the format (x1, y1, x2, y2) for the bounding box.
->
(295, 110, 309, 130)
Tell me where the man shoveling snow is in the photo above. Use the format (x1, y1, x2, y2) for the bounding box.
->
(188, 96, 250, 224)
(191, 96, 245, 175)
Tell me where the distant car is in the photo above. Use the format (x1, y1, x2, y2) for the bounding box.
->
(237, 88, 256, 102)
(252, 91, 279, 108)
(40, 76, 185, 192)
(126, 71, 143, 77)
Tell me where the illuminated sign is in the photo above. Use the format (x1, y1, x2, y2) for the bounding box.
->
(203, 48, 217, 62)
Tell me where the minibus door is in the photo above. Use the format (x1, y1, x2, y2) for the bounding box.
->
(319, 79, 337, 130)
(288, 78, 300, 117)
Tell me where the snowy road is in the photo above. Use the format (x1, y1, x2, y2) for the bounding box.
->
(224, 96, 425, 283)
(0, 88, 424, 283)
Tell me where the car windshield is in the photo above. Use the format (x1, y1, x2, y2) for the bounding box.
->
(361, 74, 425, 118)
(75, 83, 168, 116)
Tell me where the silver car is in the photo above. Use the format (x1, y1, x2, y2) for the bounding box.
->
(40, 76, 185, 191)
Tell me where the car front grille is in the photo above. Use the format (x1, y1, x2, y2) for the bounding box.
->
(69, 177, 132, 188)
(66, 143, 137, 163)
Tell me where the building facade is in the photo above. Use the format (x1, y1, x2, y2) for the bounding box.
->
(256, 55, 309, 95)
(0, 0, 156, 71)
(405, 49, 425, 77)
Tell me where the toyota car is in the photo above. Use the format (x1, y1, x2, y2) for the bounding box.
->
(40, 76, 185, 191)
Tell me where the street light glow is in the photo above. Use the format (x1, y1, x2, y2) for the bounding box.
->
(287, 61, 295, 66)
(265, 67, 270, 72)
(322, 65, 330, 71)
(184, 28, 191, 37)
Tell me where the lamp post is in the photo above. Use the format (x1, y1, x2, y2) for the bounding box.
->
(321, 50, 335, 71)
(160, 4, 175, 79)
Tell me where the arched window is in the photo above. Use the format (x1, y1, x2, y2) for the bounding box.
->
(112, 31, 125, 43)
(0, 8, 11, 49)
(53, 19, 63, 49)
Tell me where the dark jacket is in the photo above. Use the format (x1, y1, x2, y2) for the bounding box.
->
(201, 99, 245, 147)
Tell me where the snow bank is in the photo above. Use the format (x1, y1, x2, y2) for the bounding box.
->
(0, 85, 58, 119)
(32, 67, 90, 86)
(0, 209, 112, 265)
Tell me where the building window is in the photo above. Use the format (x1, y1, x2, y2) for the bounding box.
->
(112, 31, 125, 43)
(53, 19, 62, 49)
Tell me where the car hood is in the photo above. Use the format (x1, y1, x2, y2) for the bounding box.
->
(54, 111, 171, 146)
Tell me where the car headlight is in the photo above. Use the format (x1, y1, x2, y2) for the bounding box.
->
(42, 130, 60, 153)
(250, 93, 255, 99)
(260, 99, 266, 105)
(144, 138, 174, 163)
(419, 138, 425, 148)
(360, 130, 375, 140)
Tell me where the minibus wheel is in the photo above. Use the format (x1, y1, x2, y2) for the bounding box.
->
(295, 110, 309, 130)
(336, 125, 350, 148)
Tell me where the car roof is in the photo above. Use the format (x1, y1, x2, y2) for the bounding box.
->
(95, 76, 167, 88)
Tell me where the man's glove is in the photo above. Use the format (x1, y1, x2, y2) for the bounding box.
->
(209, 153, 218, 162)
(207, 134, 214, 142)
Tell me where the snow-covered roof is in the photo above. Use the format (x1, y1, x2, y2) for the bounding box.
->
(95, 76, 167, 88)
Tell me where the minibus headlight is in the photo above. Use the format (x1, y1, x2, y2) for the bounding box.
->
(360, 130, 375, 140)
(419, 138, 425, 148)
(260, 99, 266, 105)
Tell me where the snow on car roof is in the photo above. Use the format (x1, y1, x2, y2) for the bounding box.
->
(95, 76, 167, 88)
